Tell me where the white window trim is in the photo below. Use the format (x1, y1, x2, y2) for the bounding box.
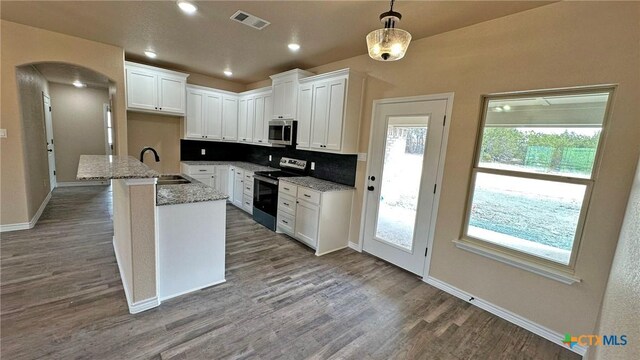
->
(453, 239, 581, 285)
(457, 85, 615, 283)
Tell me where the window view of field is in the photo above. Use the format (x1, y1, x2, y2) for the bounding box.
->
(469, 126, 601, 264)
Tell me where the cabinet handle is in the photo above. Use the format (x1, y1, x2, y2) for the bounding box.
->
(283, 202, 289, 206)
(199, 169, 207, 172)
(246, 187, 250, 190)
(223, 137, 225, 140)
(304, 194, 311, 198)
(283, 187, 290, 191)
(155, 107, 158, 110)
(282, 220, 288, 224)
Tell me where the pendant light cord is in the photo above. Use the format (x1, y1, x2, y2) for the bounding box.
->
(390, 0, 395, 12)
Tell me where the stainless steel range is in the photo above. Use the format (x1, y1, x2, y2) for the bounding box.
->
(252, 157, 307, 231)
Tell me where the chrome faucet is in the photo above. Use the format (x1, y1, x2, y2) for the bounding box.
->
(140, 147, 160, 163)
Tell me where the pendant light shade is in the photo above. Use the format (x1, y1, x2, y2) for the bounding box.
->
(366, 0, 412, 61)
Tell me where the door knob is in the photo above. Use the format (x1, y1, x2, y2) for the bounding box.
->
(47, 149, 53, 152)
(367, 186, 375, 191)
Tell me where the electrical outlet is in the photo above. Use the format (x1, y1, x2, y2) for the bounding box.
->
(310, 162, 315, 170)
(0, 129, 7, 138)
(201, 149, 206, 155)
(357, 153, 367, 161)
(269, 155, 272, 161)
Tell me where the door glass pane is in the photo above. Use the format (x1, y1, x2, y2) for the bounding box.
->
(467, 172, 587, 265)
(375, 116, 428, 251)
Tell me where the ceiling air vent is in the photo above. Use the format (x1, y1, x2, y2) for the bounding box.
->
(230, 10, 270, 30)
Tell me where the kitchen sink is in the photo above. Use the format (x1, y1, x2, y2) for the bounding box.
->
(157, 175, 191, 185)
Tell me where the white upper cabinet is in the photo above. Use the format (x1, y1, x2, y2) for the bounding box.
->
(297, 69, 364, 154)
(238, 97, 248, 142)
(186, 89, 204, 138)
(185, 85, 231, 140)
(253, 95, 265, 144)
(125, 62, 188, 115)
(270, 69, 314, 120)
(236, 87, 272, 146)
(222, 95, 238, 141)
(204, 92, 222, 139)
(296, 83, 313, 149)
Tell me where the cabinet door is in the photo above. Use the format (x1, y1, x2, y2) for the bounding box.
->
(282, 79, 296, 119)
(245, 97, 255, 143)
(126, 68, 157, 111)
(237, 98, 247, 142)
(191, 174, 215, 187)
(233, 170, 244, 208)
(272, 81, 286, 119)
(253, 95, 265, 144)
(222, 95, 238, 141)
(216, 166, 229, 195)
(158, 76, 185, 114)
(310, 82, 329, 149)
(295, 200, 320, 248)
(296, 83, 313, 149)
(228, 166, 236, 200)
(204, 92, 223, 140)
(263, 93, 273, 142)
(185, 89, 204, 139)
(325, 79, 346, 151)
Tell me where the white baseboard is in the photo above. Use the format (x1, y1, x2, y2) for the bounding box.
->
(348, 241, 362, 252)
(129, 297, 160, 314)
(57, 181, 108, 187)
(113, 236, 160, 314)
(424, 276, 587, 357)
(0, 191, 51, 232)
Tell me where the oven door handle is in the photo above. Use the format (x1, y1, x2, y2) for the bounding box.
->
(254, 175, 278, 186)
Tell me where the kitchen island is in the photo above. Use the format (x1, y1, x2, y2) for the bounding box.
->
(77, 155, 228, 313)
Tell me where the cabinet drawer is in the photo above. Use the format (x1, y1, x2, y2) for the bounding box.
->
(279, 182, 297, 197)
(298, 187, 321, 205)
(277, 211, 295, 236)
(278, 194, 296, 215)
(244, 173, 254, 182)
(242, 194, 253, 213)
(187, 165, 215, 175)
(243, 181, 253, 196)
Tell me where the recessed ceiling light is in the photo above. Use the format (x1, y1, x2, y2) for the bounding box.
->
(288, 43, 301, 51)
(73, 80, 86, 88)
(144, 50, 157, 59)
(223, 70, 233, 77)
(177, 0, 197, 14)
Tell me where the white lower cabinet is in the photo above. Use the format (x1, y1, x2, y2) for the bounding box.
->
(191, 174, 216, 188)
(276, 181, 354, 256)
(233, 169, 244, 208)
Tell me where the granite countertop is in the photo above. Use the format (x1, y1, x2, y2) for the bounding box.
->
(156, 174, 228, 206)
(181, 161, 277, 173)
(77, 155, 159, 180)
(280, 177, 354, 193)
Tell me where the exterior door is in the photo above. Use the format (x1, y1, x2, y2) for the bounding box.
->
(43, 94, 56, 190)
(363, 98, 448, 275)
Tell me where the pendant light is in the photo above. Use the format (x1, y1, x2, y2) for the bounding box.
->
(366, 0, 412, 61)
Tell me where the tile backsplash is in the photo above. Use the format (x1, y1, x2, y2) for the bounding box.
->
(181, 139, 358, 186)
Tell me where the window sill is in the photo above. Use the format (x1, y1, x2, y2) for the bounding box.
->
(453, 239, 582, 285)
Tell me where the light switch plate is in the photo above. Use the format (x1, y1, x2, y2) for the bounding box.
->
(201, 149, 206, 155)
(311, 162, 315, 170)
(0, 129, 7, 138)
(358, 153, 367, 161)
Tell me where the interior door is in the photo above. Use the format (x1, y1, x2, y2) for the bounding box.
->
(363, 98, 447, 275)
(43, 94, 56, 190)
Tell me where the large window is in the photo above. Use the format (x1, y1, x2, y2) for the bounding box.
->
(462, 87, 612, 271)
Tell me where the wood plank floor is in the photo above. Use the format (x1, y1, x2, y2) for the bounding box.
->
(1, 186, 580, 360)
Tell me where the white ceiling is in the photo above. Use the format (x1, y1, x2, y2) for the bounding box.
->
(1, 1, 553, 84)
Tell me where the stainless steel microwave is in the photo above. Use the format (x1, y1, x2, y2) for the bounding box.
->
(268, 120, 296, 146)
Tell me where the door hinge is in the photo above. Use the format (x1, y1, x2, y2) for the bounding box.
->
(425, 247, 428, 257)
(433, 184, 437, 194)
(443, 115, 446, 126)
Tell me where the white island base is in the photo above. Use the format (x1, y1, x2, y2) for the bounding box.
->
(157, 199, 226, 301)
